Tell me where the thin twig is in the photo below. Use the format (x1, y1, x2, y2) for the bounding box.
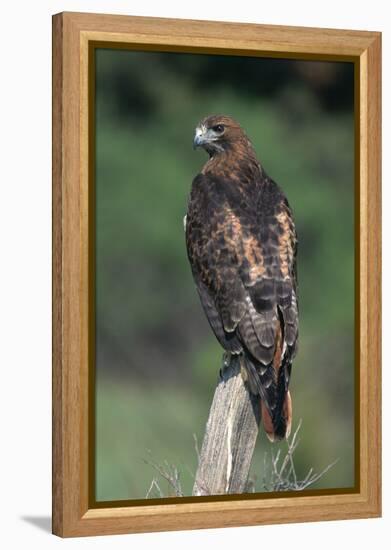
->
(143, 454, 184, 497)
(301, 459, 340, 490)
(145, 478, 164, 499)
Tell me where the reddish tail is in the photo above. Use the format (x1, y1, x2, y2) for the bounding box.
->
(261, 390, 292, 442)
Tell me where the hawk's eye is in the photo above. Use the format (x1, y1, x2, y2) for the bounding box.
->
(212, 124, 224, 134)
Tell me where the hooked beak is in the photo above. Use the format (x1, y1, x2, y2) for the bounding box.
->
(193, 126, 206, 149)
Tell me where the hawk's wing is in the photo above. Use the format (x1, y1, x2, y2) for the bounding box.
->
(195, 277, 243, 355)
(238, 193, 298, 366)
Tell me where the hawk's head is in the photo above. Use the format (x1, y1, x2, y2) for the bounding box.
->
(193, 115, 251, 157)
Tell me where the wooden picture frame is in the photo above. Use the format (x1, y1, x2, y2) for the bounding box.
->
(52, 11, 381, 537)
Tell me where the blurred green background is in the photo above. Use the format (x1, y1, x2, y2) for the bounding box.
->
(94, 48, 355, 501)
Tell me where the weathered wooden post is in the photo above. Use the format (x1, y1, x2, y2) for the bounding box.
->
(193, 356, 260, 496)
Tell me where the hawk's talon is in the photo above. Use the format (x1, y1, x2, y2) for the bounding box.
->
(222, 351, 232, 368)
(220, 351, 233, 380)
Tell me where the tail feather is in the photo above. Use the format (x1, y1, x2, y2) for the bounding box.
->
(261, 400, 275, 442)
(244, 353, 292, 441)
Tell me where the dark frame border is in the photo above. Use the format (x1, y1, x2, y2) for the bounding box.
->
(88, 41, 361, 509)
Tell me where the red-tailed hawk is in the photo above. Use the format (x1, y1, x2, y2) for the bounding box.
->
(185, 115, 298, 441)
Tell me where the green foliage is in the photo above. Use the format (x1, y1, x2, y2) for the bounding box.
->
(95, 49, 355, 501)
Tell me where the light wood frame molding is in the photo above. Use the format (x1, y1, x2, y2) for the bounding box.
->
(52, 11, 381, 538)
